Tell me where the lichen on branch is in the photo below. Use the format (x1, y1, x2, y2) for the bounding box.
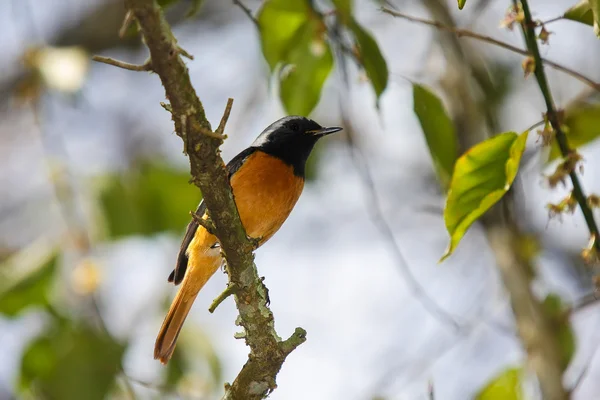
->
(95, 1, 307, 398)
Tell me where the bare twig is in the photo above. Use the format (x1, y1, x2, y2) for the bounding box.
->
(209, 283, 239, 313)
(381, 7, 600, 92)
(331, 22, 464, 332)
(189, 210, 216, 235)
(514, 0, 600, 256)
(119, 10, 136, 38)
(120, 1, 305, 398)
(232, 0, 259, 28)
(92, 55, 153, 72)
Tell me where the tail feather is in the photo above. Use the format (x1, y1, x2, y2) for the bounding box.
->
(154, 286, 198, 364)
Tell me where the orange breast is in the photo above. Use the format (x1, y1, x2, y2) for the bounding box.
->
(230, 151, 305, 245)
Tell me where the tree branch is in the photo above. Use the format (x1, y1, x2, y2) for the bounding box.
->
(514, 0, 600, 256)
(488, 227, 568, 400)
(116, 1, 305, 398)
(380, 7, 600, 92)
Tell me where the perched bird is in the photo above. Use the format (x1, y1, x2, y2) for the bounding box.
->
(154, 116, 342, 363)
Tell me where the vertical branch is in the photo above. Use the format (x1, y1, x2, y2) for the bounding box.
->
(98, 1, 307, 398)
(515, 0, 600, 255)
(488, 226, 568, 400)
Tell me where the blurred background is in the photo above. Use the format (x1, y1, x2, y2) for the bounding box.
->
(1, 0, 600, 399)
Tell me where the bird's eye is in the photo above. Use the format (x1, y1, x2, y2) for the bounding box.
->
(289, 122, 299, 131)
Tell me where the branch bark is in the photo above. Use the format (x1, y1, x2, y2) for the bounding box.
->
(116, 1, 306, 398)
(488, 227, 568, 400)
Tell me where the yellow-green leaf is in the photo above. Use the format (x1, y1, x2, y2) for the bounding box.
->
(349, 19, 388, 101)
(548, 104, 600, 161)
(441, 131, 528, 261)
(0, 254, 57, 317)
(279, 19, 333, 116)
(591, 0, 600, 36)
(476, 368, 524, 400)
(257, 0, 310, 70)
(458, 0, 467, 10)
(564, 0, 594, 26)
(332, 0, 352, 22)
(413, 84, 458, 189)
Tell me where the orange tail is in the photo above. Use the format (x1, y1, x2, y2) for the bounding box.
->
(154, 284, 199, 364)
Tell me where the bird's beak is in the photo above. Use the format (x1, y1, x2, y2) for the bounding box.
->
(309, 126, 343, 137)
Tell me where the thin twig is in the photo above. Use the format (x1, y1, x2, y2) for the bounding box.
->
(92, 55, 153, 72)
(119, 10, 135, 38)
(189, 210, 216, 235)
(331, 25, 464, 332)
(232, 0, 259, 28)
(515, 0, 600, 256)
(215, 98, 233, 136)
(209, 283, 239, 313)
(380, 7, 600, 92)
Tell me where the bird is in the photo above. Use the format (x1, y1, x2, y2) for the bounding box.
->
(154, 115, 342, 363)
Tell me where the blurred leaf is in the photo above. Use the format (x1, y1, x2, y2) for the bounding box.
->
(476, 368, 523, 400)
(99, 162, 202, 238)
(186, 0, 205, 17)
(592, 0, 600, 36)
(458, 0, 467, 10)
(564, 0, 594, 26)
(332, 0, 352, 21)
(23, 46, 90, 94)
(257, 0, 310, 70)
(304, 141, 324, 182)
(279, 19, 334, 116)
(349, 20, 388, 102)
(166, 347, 187, 388)
(331, 0, 388, 102)
(441, 131, 528, 261)
(548, 104, 600, 161)
(0, 254, 57, 317)
(542, 294, 576, 369)
(158, 0, 181, 9)
(413, 84, 458, 189)
(20, 323, 125, 400)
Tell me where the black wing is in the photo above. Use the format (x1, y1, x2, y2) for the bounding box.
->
(168, 147, 258, 285)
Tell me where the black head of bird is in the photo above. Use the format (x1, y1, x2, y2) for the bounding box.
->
(250, 115, 343, 177)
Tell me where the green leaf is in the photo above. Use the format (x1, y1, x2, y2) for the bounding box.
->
(476, 368, 523, 400)
(157, 0, 180, 10)
(332, 0, 352, 23)
(20, 323, 125, 400)
(165, 346, 187, 388)
(279, 19, 334, 116)
(257, 0, 310, 70)
(185, 0, 205, 18)
(564, 0, 594, 26)
(458, 0, 467, 10)
(542, 294, 576, 370)
(441, 131, 528, 261)
(349, 20, 388, 101)
(98, 162, 202, 238)
(591, 0, 600, 36)
(548, 104, 600, 161)
(0, 254, 57, 317)
(413, 84, 458, 188)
